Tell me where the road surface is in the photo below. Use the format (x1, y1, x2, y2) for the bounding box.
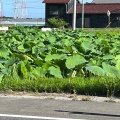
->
(0, 94, 120, 120)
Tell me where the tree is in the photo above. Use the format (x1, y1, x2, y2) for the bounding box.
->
(47, 17, 68, 28)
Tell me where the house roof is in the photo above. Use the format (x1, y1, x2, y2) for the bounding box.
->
(92, 0, 120, 3)
(43, 0, 70, 3)
(68, 3, 120, 14)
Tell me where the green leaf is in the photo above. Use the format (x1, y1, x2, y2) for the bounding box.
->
(66, 46, 73, 53)
(32, 67, 47, 77)
(1, 68, 10, 75)
(25, 61, 32, 72)
(18, 44, 26, 53)
(32, 46, 38, 55)
(86, 66, 105, 76)
(10, 64, 20, 78)
(63, 39, 71, 46)
(12, 30, 20, 35)
(0, 58, 7, 64)
(34, 59, 43, 66)
(66, 55, 86, 69)
(0, 73, 4, 83)
(115, 55, 120, 60)
(24, 55, 33, 61)
(12, 53, 26, 61)
(18, 61, 28, 78)
(42, 62, 52, 70)
(5, 58, 17, 68)
(102, 62, 120, 77)
(81, 40, 92, 51)
(0, 63, 5, 69)
(89, 58, 102, 66)
(45, 54, 66, 61)
(47, 36, 56, 43)
(116, 60, 120, 70)
(24, 42, 32, 48)
(103, 55, 115, 60)
(48, 66, 62, 78)
(0, 47, 10, 58)
(102, 46, 110, 54)
(15, 35, 23, 41)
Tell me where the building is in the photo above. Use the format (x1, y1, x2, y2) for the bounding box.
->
(43, 0, 120, 28)
(92, 0, 120, 3)
(43, 0, 80, 27)
(68, 3, 120, 28)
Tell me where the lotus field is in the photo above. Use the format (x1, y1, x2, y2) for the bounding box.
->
(0, 27, 120, 81)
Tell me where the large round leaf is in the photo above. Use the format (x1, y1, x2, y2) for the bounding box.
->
(86, 66, 105, 76)
(0, 47, 10, 58)
(81, 40, 92, 51)
(47, 36, 56, 43)
(102, 62, 120, 77)
(66, 55, 86, 69)
(48, 66, 62, 78)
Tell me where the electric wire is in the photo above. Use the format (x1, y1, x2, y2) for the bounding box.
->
(1, 0, 45, 18)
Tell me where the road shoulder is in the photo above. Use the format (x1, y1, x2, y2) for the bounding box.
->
(0, 92, 120, 103)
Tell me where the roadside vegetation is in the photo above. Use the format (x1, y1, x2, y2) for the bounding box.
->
(1, 76, 120, 97)
(0, 26, 120, 97)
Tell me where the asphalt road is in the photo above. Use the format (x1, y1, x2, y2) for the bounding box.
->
(0, 95, 120, 120)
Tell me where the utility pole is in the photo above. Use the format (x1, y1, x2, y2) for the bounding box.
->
(107, 10, 111, 28)
(82, 0, 84, 30)
(72, 0, 76, 30)
(14, 0, 21, 19)
(21, 0, 28, 18)
(0, 0, 3, 18)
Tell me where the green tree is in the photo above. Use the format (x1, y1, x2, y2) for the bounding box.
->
(47, 17, 68, 28)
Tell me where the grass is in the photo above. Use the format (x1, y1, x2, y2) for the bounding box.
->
(0, 76, 120, 97)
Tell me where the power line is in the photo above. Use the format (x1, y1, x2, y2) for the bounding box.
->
(14, 0, 21, 19)
(21, 0, 28, 18)
(0, 0, 3, 17)
(2, 0, 45, 18)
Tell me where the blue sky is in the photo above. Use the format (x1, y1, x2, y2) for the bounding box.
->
(2, 0, 92, 18)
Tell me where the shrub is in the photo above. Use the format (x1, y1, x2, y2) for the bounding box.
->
(47, 17, 68, 28)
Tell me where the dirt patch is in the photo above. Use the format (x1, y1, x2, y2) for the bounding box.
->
(0, 92, 120, 103)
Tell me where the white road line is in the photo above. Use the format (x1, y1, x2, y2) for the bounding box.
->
(0, 114, 87, 120)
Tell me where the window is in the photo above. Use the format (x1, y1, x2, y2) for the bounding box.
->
(50, 5, 58, 15)
(116, 16, 120, 21)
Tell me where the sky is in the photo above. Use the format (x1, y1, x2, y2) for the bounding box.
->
(2, 0, 92, 18)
